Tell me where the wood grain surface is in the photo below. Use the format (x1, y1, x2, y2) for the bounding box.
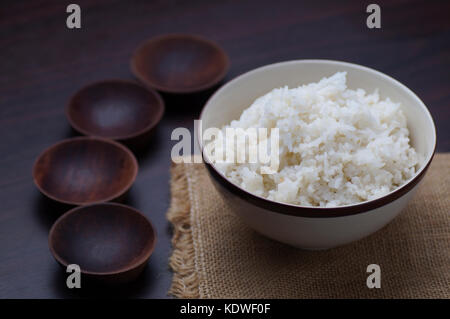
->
(0, 0, 448, 298)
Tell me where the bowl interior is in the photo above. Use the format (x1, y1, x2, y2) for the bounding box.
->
(67, 81, 163, 139)
(33, 138, 137, 205)
(200, 60, 436, 174)
(50, 204, 155, 274)
(132, 34, 229, 93)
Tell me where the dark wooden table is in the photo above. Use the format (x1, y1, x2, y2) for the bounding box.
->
(0, 0, 448, 299)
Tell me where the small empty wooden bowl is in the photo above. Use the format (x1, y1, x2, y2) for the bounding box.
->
(33, 137, 138, 205)
(49, 203, 156, 284)
(66, 80, 164, 144)
(131, 34, 229, 94)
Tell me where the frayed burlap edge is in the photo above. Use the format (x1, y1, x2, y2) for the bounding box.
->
(167, 162, 200, 298)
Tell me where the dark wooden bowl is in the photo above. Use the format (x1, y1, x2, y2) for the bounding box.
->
(33, 137, 138, 206)
(66, 80, 164, 146)
(131, 34, 229, 94)
(49, 203, 156, 284)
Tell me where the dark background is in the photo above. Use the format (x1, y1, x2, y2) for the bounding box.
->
(0, 0, 448, 298)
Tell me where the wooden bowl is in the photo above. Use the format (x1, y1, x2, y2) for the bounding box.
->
(131, 34, 229, 94)
(66, 80, 164, 145)
(33, 137, 138, 206)
(49, 203, 156, 284)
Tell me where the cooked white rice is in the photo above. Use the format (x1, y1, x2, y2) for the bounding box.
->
(212, 72, 419, 207)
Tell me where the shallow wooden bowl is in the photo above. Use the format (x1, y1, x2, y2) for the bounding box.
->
(66, 80, 164, 145)
(131, 34, 229, 94)
(49, 203, 156, 284)
(33, 137, 138, 205)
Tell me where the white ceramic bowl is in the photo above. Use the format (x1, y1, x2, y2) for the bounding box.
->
(198, 60, 436, 250)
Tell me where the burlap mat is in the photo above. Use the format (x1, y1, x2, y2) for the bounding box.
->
(167, 153, 449, 298)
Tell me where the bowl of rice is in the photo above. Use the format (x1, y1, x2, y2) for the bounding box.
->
(198, 60, 436, 250)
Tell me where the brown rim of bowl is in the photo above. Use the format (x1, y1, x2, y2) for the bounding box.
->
(65, 79, 165, 141)
(32, 136, 139, 206)
(130, 33, 230, 94)
(197, 60, 437, 218)
(48, 203, 157, 276)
